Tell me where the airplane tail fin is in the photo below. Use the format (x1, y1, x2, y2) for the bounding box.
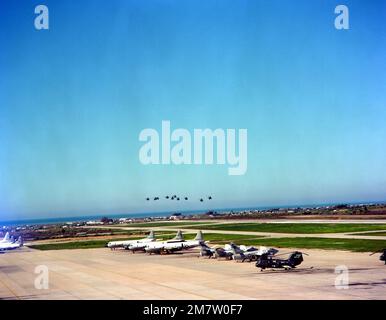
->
(194, 230, 204, 241)
(3, 232, 10, 242)
(17, 236, 23, 246)
(173, 230, 184, 241)
(147, 230, 155, 240)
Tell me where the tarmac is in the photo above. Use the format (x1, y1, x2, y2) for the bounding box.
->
(0, 247, 385, 300)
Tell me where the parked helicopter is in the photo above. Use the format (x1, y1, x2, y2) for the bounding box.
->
(214, 246, 234, 260)
(198, 242, 216, 258)
(198, 242, 233, 260)
(370, 249, 386, 265)
(230, 243, 278, 262)
(255, 251, 307, 271)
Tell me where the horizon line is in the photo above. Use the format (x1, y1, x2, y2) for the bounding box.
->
(1, 199, 385, 225)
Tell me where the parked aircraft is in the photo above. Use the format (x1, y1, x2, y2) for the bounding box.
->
(107, 231, 156, 250)
(198, 242, 234, 259)
(255, 251, 307, 270)
(381, 250, 386, 265)
(198, 242, 216, 258)
(214, 245, 234, 260)
(0, 236, 23, 251)
(145, 230, 204, 254)
(0, 232, 11, 243)
(230, 243, 279, 262)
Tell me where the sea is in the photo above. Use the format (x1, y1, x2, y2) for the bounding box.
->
(1, 200, 384, 227)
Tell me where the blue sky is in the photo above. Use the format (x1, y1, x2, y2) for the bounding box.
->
(1, 0, 386, 220)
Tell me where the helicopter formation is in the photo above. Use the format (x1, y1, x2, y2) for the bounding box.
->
(146, 195, 213, 202)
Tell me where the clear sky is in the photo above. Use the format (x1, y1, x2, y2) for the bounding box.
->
(1, 0, 386, 221)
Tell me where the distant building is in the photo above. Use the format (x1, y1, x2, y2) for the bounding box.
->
(86, 221, 104, 225)
(169, 213, 182, 220)
(118, 218, 132, 224)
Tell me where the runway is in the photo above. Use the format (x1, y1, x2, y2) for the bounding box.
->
(0, 247, 385, 300)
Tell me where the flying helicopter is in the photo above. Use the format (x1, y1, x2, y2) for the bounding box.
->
(145, 195, 213, 202)
(255, 251, 308, 271)
(370, 249, 386, 265)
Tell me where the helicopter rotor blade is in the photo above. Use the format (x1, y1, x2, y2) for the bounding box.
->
(272, 252, 292, 257)
(271, 251, 308, 257)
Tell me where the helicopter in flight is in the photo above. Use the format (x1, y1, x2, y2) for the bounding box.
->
(255, 251, 308, 271)
(146, 195, 212, 202)
(370, 249, 386, 265)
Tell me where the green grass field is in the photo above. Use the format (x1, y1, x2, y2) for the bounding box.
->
(186, 223, 386, 234)
(115, 221, 214, 228)
(28, 226, 386, 252)
(29, 235, 386, 252)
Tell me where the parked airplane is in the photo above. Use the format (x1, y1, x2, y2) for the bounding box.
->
(230, 243, 279, 262)
(0, 232, 11, 243)
(0, 236, 23, 251)
(107, 231, 156, 250)
(123, 232, 161, 253)
(145, 230, 204, 254)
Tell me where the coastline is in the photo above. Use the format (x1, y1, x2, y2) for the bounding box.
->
(1, 200, 386, 228)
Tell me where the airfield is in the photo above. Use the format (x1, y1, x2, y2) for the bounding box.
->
(0, 247, 385, 299)
(1, 218, 386, 300)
